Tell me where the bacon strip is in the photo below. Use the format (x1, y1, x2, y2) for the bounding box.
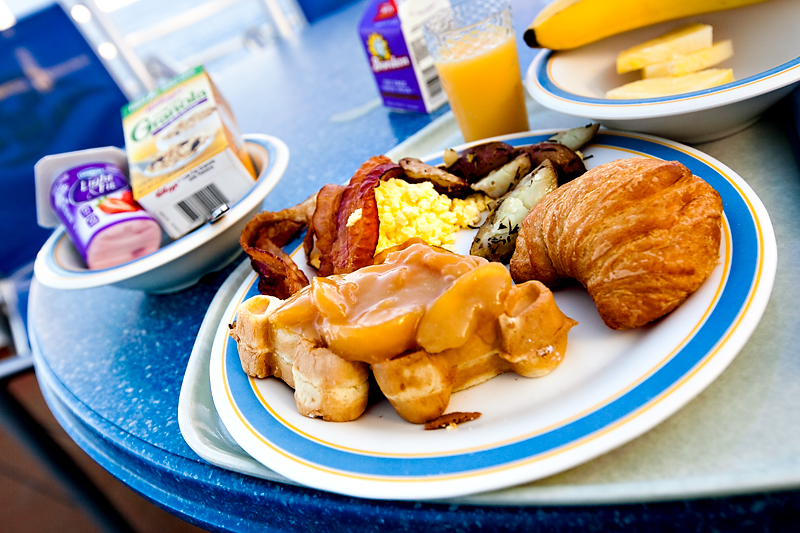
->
(308, 184, 345, 277)
(330, 160, 403, 274)
(239, 194, 316, 298)
(238, 156, 405, 297)
(424, 411, 482, 430)
(247, 240, 309, 299)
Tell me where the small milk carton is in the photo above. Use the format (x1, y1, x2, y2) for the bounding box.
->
(358, 0, 450, 113)
(121, 66, 256, 239)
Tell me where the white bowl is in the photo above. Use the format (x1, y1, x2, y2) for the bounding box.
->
(33, 134, 288, 293)
(524, 0, 800, 143)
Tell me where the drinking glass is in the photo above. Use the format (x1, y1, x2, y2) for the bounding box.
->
(423, 0, 529, 142)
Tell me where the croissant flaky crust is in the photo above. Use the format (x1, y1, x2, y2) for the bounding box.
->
(509, 158, 723, 330)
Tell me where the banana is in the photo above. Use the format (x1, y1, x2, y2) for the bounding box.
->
(523, 0, 767, 50)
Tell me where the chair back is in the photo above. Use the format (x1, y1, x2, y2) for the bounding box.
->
(0, 4, 129, 277)
(296, 0, 359, 23)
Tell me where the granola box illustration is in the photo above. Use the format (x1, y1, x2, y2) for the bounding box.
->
(121, 66, 256, 239)
(358, 0, 449, 113)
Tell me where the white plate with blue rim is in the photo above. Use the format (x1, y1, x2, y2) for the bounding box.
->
(208, 129, 776, 500)
(524, 0, 800, 144)
(33, 134, 288, 294)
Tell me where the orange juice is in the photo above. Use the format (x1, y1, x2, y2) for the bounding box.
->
(435, 35, 529, 142)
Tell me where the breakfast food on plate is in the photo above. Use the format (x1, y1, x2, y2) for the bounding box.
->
(398, 157, 472, 197)
(608, 24, 734, 99)
(229, 126, 608, 425)
(231, 126, 727, 425)
(230, 241, 577, 424)
(523, 0, 765, 50)
(547, 122, 600, 154)
(442, 137, 587, 189)
(424, 412, 481, 431)
(510, 158, 723, 330)
(238, 126, 596, 297)
(465, 152, 532, 199)
(470, 160, 558, 263)
(239, 193, 317, 298)
(373, 178, 487, 254)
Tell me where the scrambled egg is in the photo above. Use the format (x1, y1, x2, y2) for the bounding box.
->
(374, 178, 488, 253)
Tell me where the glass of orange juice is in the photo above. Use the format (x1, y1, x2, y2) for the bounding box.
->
(423, 0, 529, 143)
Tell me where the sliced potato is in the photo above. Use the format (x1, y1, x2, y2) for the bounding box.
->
(470, 161, 558, 262)
(517, 142, 586, 186)
(444, 141, 516, 183)
(470, 153, 532, 199)
(442, 148, 459, 168)
(547, 123, 599, 151)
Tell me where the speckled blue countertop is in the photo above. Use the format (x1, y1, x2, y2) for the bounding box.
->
(28, 1, 800, 531)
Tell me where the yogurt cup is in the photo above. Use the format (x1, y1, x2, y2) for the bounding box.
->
(35, 146, 164, 270)
(49, 162, 161, 269)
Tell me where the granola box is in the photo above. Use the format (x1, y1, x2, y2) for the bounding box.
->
(121, 66, 256, 239)
(358, 0, 449, 113)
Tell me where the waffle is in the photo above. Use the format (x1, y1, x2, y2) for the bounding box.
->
(229, 244, 577, 424)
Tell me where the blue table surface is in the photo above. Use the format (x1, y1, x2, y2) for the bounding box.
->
(27, 1, 800, 532)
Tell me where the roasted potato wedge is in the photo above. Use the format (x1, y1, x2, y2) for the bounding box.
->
(470, 153, 532, 199)
(516, 142, 586, 186)
(443, 141, 516, 183)
(470, 161, 558, 262)
(547, 123, 600, 151)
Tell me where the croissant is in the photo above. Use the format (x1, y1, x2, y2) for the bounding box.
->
(509, 158, 723, 330)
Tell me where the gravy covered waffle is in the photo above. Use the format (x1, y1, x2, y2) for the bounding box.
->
(230, 240, 577, 424)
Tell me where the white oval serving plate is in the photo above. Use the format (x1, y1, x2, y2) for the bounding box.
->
(208, 129, 776, 500)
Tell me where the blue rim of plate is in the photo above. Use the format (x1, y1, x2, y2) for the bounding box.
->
(215, 131, 774, 486)
(529, 48, 800, 108)
(34, 134, 286, 285)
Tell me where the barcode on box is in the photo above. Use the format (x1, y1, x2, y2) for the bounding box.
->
(410, 37, 430, 64)
(175, 183, 228, 223)
(422, 65, 442, 99)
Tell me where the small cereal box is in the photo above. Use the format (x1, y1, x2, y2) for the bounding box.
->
(121, 66, 256, 239)
(358, 0, 449, 113)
